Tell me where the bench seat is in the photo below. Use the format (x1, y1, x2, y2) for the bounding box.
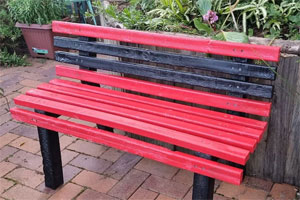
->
(12, 65, 271, 185)
(10, 21, 280, 199)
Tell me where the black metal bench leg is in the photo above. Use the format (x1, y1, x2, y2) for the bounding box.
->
(192, 153, 215, 200)
(35, 109, 64, 189)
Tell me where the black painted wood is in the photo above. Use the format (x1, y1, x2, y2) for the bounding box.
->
(35, 110, 63, 189)
(78, 36, 114, 132)
(54, 37, 276, 80)
(55, 51, 273, 98)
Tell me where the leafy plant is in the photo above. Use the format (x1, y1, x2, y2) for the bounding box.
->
(0, 48, 28, 67)
(0, 0, 28, 67)
(8, 0, 66, 25)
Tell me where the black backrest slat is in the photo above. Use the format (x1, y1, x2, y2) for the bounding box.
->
(54, 37, 276, 80)
(56, 51, 273, 98)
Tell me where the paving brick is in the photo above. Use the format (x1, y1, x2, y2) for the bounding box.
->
(68, 118, 96, 127)
(20, 72, 42, 81)
(2, 184, 48, 200)
(238, 187, 268, 200)
(0, 113, 12, 126)
(216, 182, 247, 199)
(0, 161, 17, 177)
(36, 165, 81, 194)
(142, 175, 191, 199)
(77, 189, 118, 200)
(63, 164, 82, 182)
(0, 146, 18, 162)
(61, 149, 79, 166)
(9, 136, 40, 154)
(101, 148, 124, 162)
(8, 150, 42, 170)
(0, 105, 8, 116)
(5, 167, 44, 188)
(19, 79, 43, 88)
(48, 183, 83, 200)
(0, 133, 19, 148)
(0, 121, 19, 136)
(270, 183, 297, 200)
(244, 176, 273, 192)
(172, 169, 193, 186)
(129, 188, 158, 200)
(0, 178, 14, 194)
(104, 153, 142, 180)
(70, 154, 112, 174)
(213, 194, 231, 200)
(59, 135, 77, 150)
(108, 169, 149, 200)
(183, 187, 193, 200)
(156, 194, 177, 200)
(11, 124, 38, 139)
(17, 87, 33, 94)
(135, 158, 178, 180)
(73, 170, 118, 193)
(67, 139, 107, 157)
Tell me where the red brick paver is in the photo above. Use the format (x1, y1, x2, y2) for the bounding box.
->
(0, 59, 298, 200)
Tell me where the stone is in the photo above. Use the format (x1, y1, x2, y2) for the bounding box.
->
(129, 188, 158, 200)
(101, 148, 124, 162)
(104, 153, 142, 180)
(9, 136, 40, 154)
(2, 184, 48, 200)
(108, 169, 149, 199)
(142, 175, 190, 199)
(77, 189, 117, 200)
(67, 139, 107, 157)
(70, 154, 112, 174)
(5, 167, 44, 188)
(135, 158, 179, 179)
(216, 182, 247, 199)
(8, 150, 42, 170)
(0, 161, 17, 177)
(72, 170, 117, 193)
(270, 183, 297, 200)
(48, 183, 83, 200)
(0, 133, 19, 148)
(0, 146, 18, 162)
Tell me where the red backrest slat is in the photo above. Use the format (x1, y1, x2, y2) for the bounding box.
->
(52, 21, 280, 62)
(56, 65, 272, 117)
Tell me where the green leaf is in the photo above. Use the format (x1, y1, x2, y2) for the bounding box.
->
(193, 18, 212, 34)
(196, 0, 212, 15)
(222, 31, 249, 43)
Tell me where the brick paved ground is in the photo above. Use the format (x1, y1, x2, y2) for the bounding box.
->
(0, 58, 299, 200)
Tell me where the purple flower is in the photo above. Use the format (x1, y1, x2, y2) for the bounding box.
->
(203, 10, 218, 24)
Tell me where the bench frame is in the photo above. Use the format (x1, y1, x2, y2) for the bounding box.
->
(11, 21, 280, 200)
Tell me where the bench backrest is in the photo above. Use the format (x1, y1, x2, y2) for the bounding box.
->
(52, 21, 280, 117)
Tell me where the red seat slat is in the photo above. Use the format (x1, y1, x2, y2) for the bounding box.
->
(10, 108, 243, 185)
(49, 79, 267, 132)
(56, 65, 272, 117)
(27, 88, 257, 151)
(14, 94, 250, 165)
(39, 82, 264, 141)
(52, 21, 280, 62)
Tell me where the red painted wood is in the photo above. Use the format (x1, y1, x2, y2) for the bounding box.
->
(39, 82, 264, 141)
(52, 21, 280, 62)
(56, 65, 272, 117)
(14, 94, 250, 165)
(48, 78, 268, 132)
(27, 88, 257, 151)
(10, 107, 243, 185)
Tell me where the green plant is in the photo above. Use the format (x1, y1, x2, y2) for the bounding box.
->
(0, 48, 28, 67)
(0, 0, 28, 67)
(8, 0, 66, 25)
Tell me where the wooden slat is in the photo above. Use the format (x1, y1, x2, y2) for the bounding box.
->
(10, 108, 243, 185)
(13, 94, 250, 165)
(56, 52, 274, 99)
(56, 65, 272, 116)
(54, 37, 276, 80)
(39, 81, 265, 140)
(27, 88, 257, 151)
(52, 21, 280, 62)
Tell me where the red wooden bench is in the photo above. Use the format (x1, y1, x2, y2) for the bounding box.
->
(10, 21, 280, 199)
